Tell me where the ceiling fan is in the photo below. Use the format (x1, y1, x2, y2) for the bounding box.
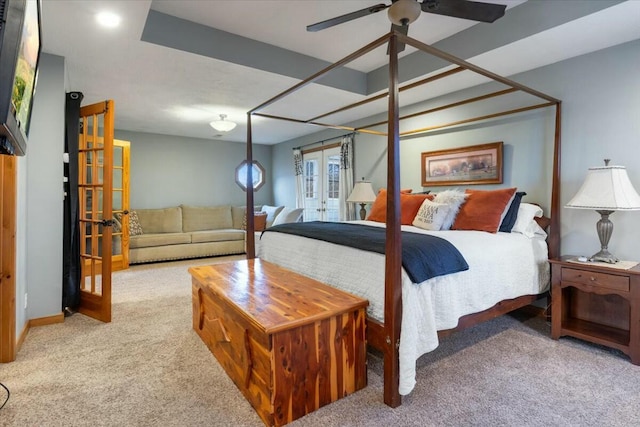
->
(307, 0, 507, 52)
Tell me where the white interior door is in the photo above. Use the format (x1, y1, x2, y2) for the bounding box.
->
(302, 147, 340, 222)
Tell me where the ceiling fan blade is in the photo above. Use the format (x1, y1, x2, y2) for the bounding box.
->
(387, 24, 408, 55)
(307, 3, 390, 32)
(421, 0, 506, 23)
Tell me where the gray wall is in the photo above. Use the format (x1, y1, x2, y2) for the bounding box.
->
(534, 39, 640, 261)
(272, 90, 553, 208)
(272, 39, 640, 262)
(114, 130, 274, 209)
(20, 53, 66, 327)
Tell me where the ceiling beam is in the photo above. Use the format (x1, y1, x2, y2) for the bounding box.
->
(141, 10, 369, 96)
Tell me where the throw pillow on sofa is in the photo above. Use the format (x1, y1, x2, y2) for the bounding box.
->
(124, 210, 143, 236)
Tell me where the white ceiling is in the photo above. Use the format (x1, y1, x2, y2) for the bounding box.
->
(40, 0, 640, 144)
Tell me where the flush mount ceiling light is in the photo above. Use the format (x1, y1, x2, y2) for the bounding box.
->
(96, 11, 121, 28)
(209, 114, 237, 133)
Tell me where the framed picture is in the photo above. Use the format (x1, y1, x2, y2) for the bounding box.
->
(421, 141, 503, 187)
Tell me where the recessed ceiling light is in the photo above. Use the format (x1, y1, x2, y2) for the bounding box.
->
(96, 11, 121, 28)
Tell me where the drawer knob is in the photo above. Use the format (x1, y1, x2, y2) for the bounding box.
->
(590, 276, 596, 281)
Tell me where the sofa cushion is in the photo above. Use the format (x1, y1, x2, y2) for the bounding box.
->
(231, 206, 246, 229)
(181, 205, 232, 232)
(190, 229, 245, 244)
(135, 207, 182, 234)
(129, 232, 191, 249)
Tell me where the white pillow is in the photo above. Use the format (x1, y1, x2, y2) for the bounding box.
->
(432, 189, 468, 230)
(511, 203, 544, 236)
(272, 207, 303, 226)
(261, 205, 284, 227)
(412, 199, 450, 231)
(522, 220, 547, 239)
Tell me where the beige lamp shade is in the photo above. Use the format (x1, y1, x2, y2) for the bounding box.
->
(347, 181, 377, 203)
(565, 165, 640, 210)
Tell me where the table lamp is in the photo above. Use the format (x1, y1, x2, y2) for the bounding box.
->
(565, 159, 640, 263)
(347, 179, 377, 220)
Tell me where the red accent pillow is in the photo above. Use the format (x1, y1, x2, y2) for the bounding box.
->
(367, 189, 434, 225)
(452, 188, 517, 233)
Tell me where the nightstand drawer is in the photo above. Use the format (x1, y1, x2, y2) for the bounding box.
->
(561, 268, 630, 292)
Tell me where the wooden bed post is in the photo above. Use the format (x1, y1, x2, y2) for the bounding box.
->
(246, 113, 255, 259)
(548, 102, 562, 259)
(383, 32, 403, 408)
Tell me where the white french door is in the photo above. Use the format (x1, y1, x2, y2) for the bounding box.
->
(302, 147, 340, 222)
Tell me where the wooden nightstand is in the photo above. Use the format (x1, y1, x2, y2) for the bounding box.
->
(550, 256, 640, 364)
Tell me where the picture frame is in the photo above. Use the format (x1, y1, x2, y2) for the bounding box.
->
(421, 141, 503, 187)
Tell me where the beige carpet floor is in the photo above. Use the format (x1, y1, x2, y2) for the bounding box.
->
(1, 255, 639, 426)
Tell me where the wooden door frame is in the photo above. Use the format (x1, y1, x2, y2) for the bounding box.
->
(0, 155, 17, 362)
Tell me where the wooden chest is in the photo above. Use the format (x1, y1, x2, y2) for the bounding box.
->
(190, 259, 368, 426)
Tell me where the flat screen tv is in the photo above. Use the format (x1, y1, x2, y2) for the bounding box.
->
(0, 0, 41, 156)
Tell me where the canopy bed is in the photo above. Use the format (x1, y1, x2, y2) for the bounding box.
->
(243, 29, 561, 408)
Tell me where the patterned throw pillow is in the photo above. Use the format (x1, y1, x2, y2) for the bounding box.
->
(412, 199, 450, 231)
(127, 210, 144, 236)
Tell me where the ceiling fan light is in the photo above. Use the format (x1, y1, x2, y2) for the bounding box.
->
(209, 114, 237, 132)
(388, 0, 421, 26)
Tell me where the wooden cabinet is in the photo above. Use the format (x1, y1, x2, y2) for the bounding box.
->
(190, 259, 368, 426)
(550, 256, 640, 364)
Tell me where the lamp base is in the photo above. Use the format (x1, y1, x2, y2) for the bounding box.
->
(590, 249, 618, 264)
(359, 203, 367, 220)
(593, 209, 617, 263)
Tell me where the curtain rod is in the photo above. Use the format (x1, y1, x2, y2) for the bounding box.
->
(293, 132, 355, 151)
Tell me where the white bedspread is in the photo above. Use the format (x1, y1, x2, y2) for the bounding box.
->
(257, 220, 550, 395)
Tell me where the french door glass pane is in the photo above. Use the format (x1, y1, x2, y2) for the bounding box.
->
(304, 158, 320, 221)
(325, 153, 340, 221)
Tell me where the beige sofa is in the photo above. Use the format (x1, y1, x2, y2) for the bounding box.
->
(128, 204, 303, 264)
(129, 205, 247, 264)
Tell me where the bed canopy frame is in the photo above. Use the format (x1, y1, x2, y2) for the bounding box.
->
(244, 29, 561, 408)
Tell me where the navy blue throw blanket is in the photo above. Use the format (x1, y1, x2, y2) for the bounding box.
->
(263, 222, 468, 283)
